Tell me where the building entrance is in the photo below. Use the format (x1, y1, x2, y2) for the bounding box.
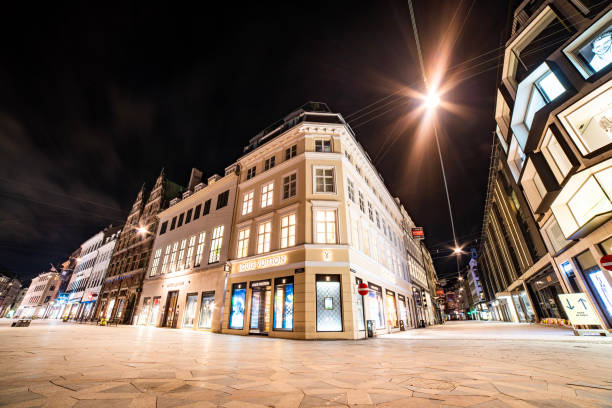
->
(163, 290, 180, 328)
(249, 281, 271, 335)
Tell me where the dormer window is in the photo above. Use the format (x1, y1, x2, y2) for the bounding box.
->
(264, 156, 275, 171)
(315, 140, 331, 152)
(246, 166, 256, 180)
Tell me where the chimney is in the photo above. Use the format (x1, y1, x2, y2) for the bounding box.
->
(188, 168, 203, 191)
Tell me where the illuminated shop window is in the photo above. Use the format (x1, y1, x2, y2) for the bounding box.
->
(229, 283, 246, 330)
(558, 79, 612, 155)
(182, 293, 198, 328)
(511, 63, 566, 150)
(385, 290, 398, 328)
(316, 275, 342, 332)
(541, 129, 573, 183)
(574, 250, 612, 326)
(273, 277, 294, 330)
(236, 228, 250, 258)
(551, 160, 612, 238)
(367, 283, 385, 329)
(564, 9, 612, 79)
(198, 291, 215, 329)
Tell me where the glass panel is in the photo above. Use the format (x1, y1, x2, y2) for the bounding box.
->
(543, 131, 572, 179)
(595, 166, 612, 199)
(149, 297, 160, 325)
(600, 236, 612, 255)
(588, 269, 612, 320)
(316, 279, 342, 332)
(182, 294, 198, 328)
(537, 71, 565, 101)
(229, 285, 246, 329)
(578, 30, 612, 73)
(273, 282, 294, 330)
(198, 292, 215, 329)
(568, 176, 612, 225)
(525, 88, 546, 130)
(140, 298, 151, 325)
(367, 289, 385, 329)
(385, 293, 398, 328)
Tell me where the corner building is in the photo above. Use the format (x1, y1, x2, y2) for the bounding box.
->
(223, 102, 429, 339)
(479, 0, 612, 331)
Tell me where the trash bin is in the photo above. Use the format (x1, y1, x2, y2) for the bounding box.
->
(367, 320, 375, 338)
(399, 320, 405, 331)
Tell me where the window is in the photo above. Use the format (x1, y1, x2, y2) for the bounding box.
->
(177, 213, 184, 228)
(541, 129, 573, 183)
(316, 275, 342, 332)
(203, 199, 211, 215)
(229, 283, 246, 329)
(564, 10, 612, 79)
(568, 173, 611, 225)
(261, 182, 274, 208)
(542, 216, 572, 254)
(170, 216, 177, 231)
(177, 239, 187, 270)
(193, 204, 202, 220)
(242, 191, 254, 215)
(237, 228, 250, 258)
(315, 140, 331, 152)
(558, 80, 612, 155)
(257, 221, 272, 253)
(507, 136, 526, 181)
(264, 156, 276, 171)
(285, 145, 297, 160)
(314, 209, 337, 244)
(246, 166, 256, 180)
(347, 179, 355, 202)
(280, 213, 296, 248)
(169, 242, 178, 272)
(209, 226, 224, 263)
(182, 293, 198, 328)
(283, 173, 297, 199)
(314, 167, 335, 193)
(368, 202, 374, 221)
(185, 209, 193, 224)
(150, 249, 162, 277)
(195, 232, 206, 267)
(358, 191, 365, 212)
(216, 190, 229, 209)
(345, 150, 352, 162)
(274, 276, 294, 330)
(521, 158, 548, 213)
(376, 211, 381, 229)
(159, 221, 168, 235)
(161, 245, 171, 273)
(198, 291, 215, 329)
(186, 236, 196, 268)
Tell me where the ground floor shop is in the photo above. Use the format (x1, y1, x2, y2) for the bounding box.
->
(134, 265, 226, 331)
(222, 248, 416, 339)
(96, 271, 143, 324)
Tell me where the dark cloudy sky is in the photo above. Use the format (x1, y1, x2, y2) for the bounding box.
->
(0, 1, 510, 284)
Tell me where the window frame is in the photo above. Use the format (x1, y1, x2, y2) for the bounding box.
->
(282, 172, 297, 200)
(256, 220, 272, 254)
(236, 227, 250, 259)
(261, 181, 274, 208)
(313, 165, 336, 194)
(242, 191, 254, 215)
(313, 208, 338, 244)
(280, 213, 297, 249)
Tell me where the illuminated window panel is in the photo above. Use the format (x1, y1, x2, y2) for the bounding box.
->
(558, 79, 612, 155)
(520, 159, 547, 213)
(541, 129, 573, 183)
(564, 9, 612, 79)
(507, 136, 526, 181)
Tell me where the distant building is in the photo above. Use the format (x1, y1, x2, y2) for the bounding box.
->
(16, 271, 60, 318)
(0, 269, 21, 317)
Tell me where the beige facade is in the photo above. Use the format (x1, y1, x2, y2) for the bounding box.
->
(136, 168, 238, 332)
(221, 104, 431, 339)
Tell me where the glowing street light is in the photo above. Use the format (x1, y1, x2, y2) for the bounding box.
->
(137, 226, 148, 235)
(453, 247, 462, 255)
(424, 91, 440, 110)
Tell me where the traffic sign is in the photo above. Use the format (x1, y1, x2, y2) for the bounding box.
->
(358, 282, 369, 296)
(601, 254, 612, 271)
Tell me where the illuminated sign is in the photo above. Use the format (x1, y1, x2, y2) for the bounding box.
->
(411, 227, 425, 240)
(237, 254, 287, 273)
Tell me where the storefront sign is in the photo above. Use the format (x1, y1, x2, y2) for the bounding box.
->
(237, 254, 287, 272)
(250, 279, 271, 288)
(411, 227, 425, 240)
(558, 293, 601, 325)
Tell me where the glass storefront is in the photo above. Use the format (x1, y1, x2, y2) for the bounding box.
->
(149, 297, 161, 325)
(140, 297, 151, 325)
(398, 294, 407, 327)
(526, 267, 567, 320)
(316, 275, 342, 332)
(355, 278, 365, 331)
(182, 293, 198, 328)
(385, 290, 398, 328)
(198, 291, 215, 329)
(367, 283, 385, 330)
(229, 283, 246, 330)
(273, 277, 294, 331)
(105, 298, 115, 319)
(512, 291, 535, 322)
(575, 249, 612, 326)
(250, 280, 271, 334)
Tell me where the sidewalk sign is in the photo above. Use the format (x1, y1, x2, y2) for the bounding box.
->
(558, 293, 610, 337)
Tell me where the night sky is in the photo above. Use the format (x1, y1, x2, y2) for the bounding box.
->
(0, 1, 510, 284)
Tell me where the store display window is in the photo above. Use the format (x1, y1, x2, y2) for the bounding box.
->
(229, 283, 246, 329)
(575, 250, 612, 326)
(385, 290, 398, 328)
(149, 297, 161, 325)
(367, 283, 385, 330)
(564, 10, 612, 79)
(198, 291, 215, 329)
(316, 275, 342, 332)
(273, 277, 294, 330)
(182, 293, 198, 328)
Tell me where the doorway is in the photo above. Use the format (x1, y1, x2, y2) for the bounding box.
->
(163, 291, 180, 328)
(249, 286, 271, 334)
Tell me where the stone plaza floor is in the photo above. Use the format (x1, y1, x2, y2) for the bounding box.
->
(0, 320, 610, 408)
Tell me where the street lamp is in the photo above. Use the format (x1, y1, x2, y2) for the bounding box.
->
(136, 226, 148, 235)
(424, 91, 440, 110)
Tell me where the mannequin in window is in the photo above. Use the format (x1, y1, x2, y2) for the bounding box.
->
(590, 31, 612, 72)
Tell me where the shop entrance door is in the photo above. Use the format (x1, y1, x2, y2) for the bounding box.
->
(249, 286, 271, 334)
(163, 291, 180, 328)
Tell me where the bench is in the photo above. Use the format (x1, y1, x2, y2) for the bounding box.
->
(11, 319, 31, 327)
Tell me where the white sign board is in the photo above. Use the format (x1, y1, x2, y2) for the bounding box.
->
(558, 293, 601, 326)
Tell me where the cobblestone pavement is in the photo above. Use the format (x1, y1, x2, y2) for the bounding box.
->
(0, 320, 610, 408)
